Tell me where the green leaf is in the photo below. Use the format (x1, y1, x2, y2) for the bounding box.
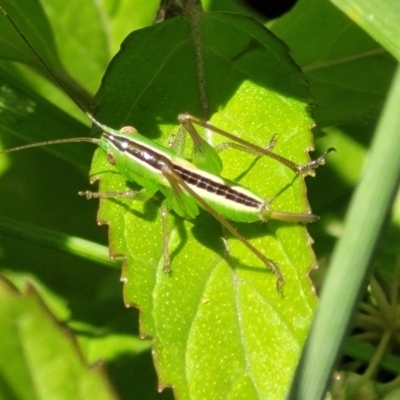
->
(0, 275, 117, 400)
(89, 11, 317, 398)
(329, 0, 400, 61)
(272, 0, 397, 128)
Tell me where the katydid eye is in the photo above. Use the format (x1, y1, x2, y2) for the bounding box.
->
(107, 151, 116, 165)
(120, 126, 138, 134)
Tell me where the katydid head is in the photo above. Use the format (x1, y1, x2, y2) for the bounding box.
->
(87, 113, 137, 149)
(101, 126, 139, 166)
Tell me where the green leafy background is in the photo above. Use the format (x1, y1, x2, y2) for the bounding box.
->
(0, 0, 398, 399)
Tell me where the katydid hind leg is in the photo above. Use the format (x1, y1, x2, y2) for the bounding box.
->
(161, 163, 285, 293)
(295, 147, 336, 173)
(179, 113, 335, 175)
(214, 133, 278, 154)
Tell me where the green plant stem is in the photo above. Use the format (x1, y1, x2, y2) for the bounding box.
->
(287, 64, 400, 399)
(360, 330, 391, 383)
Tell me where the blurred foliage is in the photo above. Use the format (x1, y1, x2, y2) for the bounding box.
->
(0, 0, 398, 398)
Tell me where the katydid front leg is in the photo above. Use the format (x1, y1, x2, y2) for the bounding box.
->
(79, 184, 173, 273)
(78, 189, 150, 200)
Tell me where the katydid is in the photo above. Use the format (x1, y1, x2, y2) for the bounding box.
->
(0, 7, 334, 292)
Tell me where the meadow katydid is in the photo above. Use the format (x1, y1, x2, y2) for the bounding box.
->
(0, 6, 334, 292)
